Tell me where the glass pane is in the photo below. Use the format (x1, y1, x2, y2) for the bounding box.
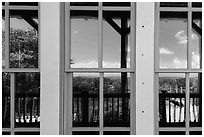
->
(10, 10, 38, 68)
(9, 2, 38, 6)
(159, 73, 186, 127)
(103, 131, 130, 135)
(15, 132, 40, 135)
(70, 10, 98, 68)
(73, 73, 99, 127)
(2, 72, 10, 128)
(70, 2, 98, 6)
(160, 2, 187, 7)
(104, 73, 130, 127)
(103, 2, 130, 7)
(192, 2, 202, 8)
(192, 12, 202, 69)
(2, 10, 5, 68)
(190, 73, 202, 127)
(15, 73, 40, 128)
(103, 11, 130, 68)
(159, 12, 188, 69)
(72, 131, 99, 135)
(2, 2, 5, 5)
(189, 131, 202, 135)
(159, 131, 185, 135)
(2, 132, 10, 135)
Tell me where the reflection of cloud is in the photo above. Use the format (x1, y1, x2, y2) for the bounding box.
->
(175, 30, 198, 45)
(71, 60, 131, 68)
(160, 47, 174, 55)
(71, 60, 98, 68)
(173, 58, 187, 68)
(192, 51, 200, 68)
(73, 30, 79, 34)
(175, 30, 187, 44)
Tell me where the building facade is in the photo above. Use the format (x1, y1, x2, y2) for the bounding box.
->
(2, 2, 202, 135)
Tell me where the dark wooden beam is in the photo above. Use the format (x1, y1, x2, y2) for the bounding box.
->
(104, 16, 122, 35)
(22, 15, 38, 31)
(192, 21, 202, 36)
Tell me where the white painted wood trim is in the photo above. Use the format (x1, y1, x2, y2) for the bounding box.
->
(40, 3, 60, 135)
(136, 2, 155, 135)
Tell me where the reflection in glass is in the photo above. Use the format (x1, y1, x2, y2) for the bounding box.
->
(2, 73, 10, 128)
(104, 73, 130, 127)
(2, 10, 5, 68)
(160, 2, 187, 7)
(9, 2, 38, 6)
(189, 131, 202, 135)
(159, 73, 186, 127)
(103, 2, 130, 7)
(103, 11, 130, 68)
(73, 73, 99, 127)
(192, 12, 202, 69)
(190, 73, 202, 127)
(70, 10, 98, 68)
(159, 12, 188, 69)
(15, 132, 40, 135)
(70, 2, 98, 6)
(103, 131, 130, 135)
(72, 131, 99, 135)
(15, 73, 40, 127)
(10, 10, 38, 68)
(192, 2, 202, 8)
(159, 131, 185, 135)
(2, 132, 10, 135)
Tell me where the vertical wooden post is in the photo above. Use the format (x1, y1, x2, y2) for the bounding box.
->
(121, 16, 128, 125)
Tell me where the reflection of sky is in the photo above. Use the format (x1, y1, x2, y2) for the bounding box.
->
(159, 19, 200, 69)
(10, 17, 33, 30)
(71, 16, 130, 68)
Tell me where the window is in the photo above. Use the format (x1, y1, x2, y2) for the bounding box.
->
(2, 2, 40, 135)
(63, 2, 136, 135)
(156, 2, 202, 134)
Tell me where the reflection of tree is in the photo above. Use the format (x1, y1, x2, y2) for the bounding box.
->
(5, 28, 38, 68)
(16, 73, 40, 94)
(73, 76, 99, 93)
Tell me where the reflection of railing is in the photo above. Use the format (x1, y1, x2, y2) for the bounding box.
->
(73, 92, 130, 127)
(2, 93, 40, 127)
(159, 90, 201, 127)
(15, 93, 40, 127)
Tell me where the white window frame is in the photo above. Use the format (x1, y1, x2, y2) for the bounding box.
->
(155, 2, 202, 135)
(2, 2, 40, 135)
